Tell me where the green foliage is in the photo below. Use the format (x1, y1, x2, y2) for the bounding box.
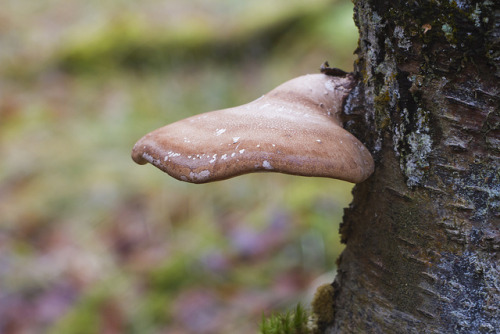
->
(259, 304, 310, 334)
(54, 1, 335, 73)
(148, 255, 195, 291)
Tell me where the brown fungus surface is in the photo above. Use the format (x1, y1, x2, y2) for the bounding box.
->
(132, 74, 374, 183)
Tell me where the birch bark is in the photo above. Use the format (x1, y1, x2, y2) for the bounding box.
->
(322, 1, 500, 333)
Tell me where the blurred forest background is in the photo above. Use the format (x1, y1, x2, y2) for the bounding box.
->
(0, 0, 358, 333)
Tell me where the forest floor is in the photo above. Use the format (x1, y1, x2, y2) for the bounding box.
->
(0, 1, 357, 333)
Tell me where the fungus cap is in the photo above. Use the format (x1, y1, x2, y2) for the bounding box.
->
(132, 73, 374, 183)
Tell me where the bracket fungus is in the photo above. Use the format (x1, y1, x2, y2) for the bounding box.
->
(132, 72, 374, 184)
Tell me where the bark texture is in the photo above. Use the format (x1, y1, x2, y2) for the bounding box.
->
(323, 1, 500, 333)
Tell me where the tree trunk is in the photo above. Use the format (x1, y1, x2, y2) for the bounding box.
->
(322, 1, 499, 333)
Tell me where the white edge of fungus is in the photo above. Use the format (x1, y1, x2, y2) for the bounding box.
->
(142, 153, 155, 164)
(262, 160, 273, 170)
(189, 170, 210, 181)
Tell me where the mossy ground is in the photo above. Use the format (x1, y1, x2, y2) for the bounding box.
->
(260, 304, 310, 334)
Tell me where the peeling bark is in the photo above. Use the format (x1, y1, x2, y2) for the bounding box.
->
(324, 1, 500, 333)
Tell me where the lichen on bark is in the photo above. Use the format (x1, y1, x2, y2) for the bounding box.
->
(327, 0, 500, 333)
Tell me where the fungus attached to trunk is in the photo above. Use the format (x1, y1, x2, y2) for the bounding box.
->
(132, 73, 374, 184)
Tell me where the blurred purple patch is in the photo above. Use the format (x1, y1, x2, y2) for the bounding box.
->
(229, 227, 262, 258)
(0, 281, 77, 334)
(34, 281, 77, 324)
(174, 289, 222, 334)
(199, 250, 230, 273)
(227, 210, 291, 259)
